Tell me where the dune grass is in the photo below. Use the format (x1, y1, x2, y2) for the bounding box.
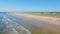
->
(17, 12, 60, 18)
(15, 12, 60, 34)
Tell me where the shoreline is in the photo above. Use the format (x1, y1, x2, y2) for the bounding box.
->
(13, 13, 60, 26)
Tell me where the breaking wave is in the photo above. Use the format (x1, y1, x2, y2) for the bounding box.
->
(0, 13, 32, 34)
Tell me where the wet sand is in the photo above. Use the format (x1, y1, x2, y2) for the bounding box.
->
(12, 13, 60, 34)
(0, 13, 60, 34)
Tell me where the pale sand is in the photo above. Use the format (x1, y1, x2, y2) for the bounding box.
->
(13, 13, 60, 25)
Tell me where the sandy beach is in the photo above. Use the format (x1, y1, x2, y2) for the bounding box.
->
(14, 13, 60, 26)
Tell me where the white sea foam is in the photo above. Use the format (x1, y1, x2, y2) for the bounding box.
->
(2, 24, 31, 34)
(1, 14, 32, 34)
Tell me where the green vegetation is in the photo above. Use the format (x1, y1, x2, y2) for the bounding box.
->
(18, 12, 60, 18)
(16, 12, 60, 34)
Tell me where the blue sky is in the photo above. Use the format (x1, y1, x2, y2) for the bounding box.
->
(0, 0, 60, 12)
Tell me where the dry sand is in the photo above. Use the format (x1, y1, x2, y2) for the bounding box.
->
(13, 13, 60, 26)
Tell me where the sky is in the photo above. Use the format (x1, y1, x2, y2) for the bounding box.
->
(0, 0, 60, 12)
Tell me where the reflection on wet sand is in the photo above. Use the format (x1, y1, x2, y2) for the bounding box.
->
(0, 13, 60, 34)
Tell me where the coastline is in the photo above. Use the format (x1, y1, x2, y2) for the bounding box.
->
(13, 13, 60, 26)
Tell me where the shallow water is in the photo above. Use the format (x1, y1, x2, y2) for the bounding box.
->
(0, 12, 31, 34)
(0, 12, 60, 34)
